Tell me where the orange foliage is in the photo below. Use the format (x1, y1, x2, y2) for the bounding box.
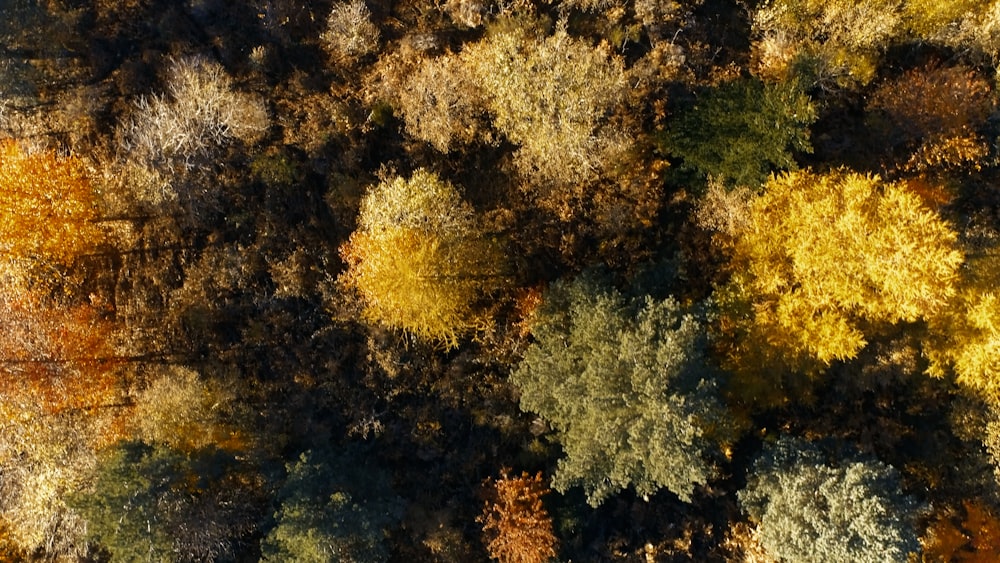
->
(0, 140, 103, 265)
(869, 62, 993, 140)
(923, 500, 1000, 562)
(479, 471, 558, 563)
(0, 284, 130, 447)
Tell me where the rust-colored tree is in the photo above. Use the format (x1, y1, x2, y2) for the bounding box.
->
(923, 500, 1000, 562)
(478, 471, 558, 563)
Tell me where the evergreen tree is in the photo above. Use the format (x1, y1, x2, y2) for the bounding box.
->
(663, 77, 815, 188)
(512, 274, 730, 506)
(739, 438, 922, 563)
(261, 448, 402, 563)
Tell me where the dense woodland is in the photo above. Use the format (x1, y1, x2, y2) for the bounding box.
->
(5, 0, 1000, 561)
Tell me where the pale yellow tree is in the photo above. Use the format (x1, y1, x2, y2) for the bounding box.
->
(461, 23, 629, 186)
(339, 170, 506, 348)
(723, 169, 963, 368)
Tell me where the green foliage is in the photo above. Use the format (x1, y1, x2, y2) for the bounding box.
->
(512, 274, 731, 506)
(739, 438, 922, 563)
(261, 448, 403, 563)
(663, 78, 815, 188)
(71, 441, 259, 563)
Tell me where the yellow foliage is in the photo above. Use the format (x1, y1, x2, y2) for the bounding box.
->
(339, 170, 505, 348)
(905, 133, 990, 172)
(726, 169, 962, 366)
(0, 139, 102, 265)
(926, 251, 1000, 402)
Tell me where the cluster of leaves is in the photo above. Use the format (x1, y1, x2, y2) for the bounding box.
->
(512, 274, 731, 505)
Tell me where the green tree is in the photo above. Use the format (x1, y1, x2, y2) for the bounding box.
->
(338, 169, 506, 348)
(71, 441, 261, 563)
(663, 77, 815, 188)
(512, 274, 731, 506)
(739, 438, 922, 563)
(721, 169, 963, 368)
(261, 448, 402, 563)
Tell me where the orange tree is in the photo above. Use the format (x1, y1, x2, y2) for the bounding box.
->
(478, 471, 558, 563)
(0, 140, 103, 266)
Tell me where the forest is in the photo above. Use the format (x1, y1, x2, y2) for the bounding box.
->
(2, 0, 1000, 561)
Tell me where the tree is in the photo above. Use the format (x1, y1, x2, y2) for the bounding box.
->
(511, 274, 731, 506)
(751, 0, 904, 86)
(0, 139, 103, 267)
(132, 366, 244, 453)
(721, 169, 963, 368)
(739, 438, 922, 563)
(925, 249, 1000, 402)
(322, 0, 380, 64)
(662, 77, 815, 188)
(478, 471, 558, 563)
(396, 52, 486, 153)
(261, 448, 402, 563)
(120, 56, 269, 175)
(868, 62, 993, 172)
(0, 283, 128, 557)
(71, 440, 261, 563)
(461, 21, 629, 186)
(338, 170, 506, 348)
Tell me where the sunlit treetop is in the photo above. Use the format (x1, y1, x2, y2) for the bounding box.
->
(724, 169, 963, 365)
(339, 170, 506, 348)
(0, 140, 103, 265)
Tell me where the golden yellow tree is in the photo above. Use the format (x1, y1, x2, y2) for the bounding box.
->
(925, 249, 1000, 402)
(723, 169, 963, 369)
(0, 140, 103, 266)
(339, 170, 506, 348)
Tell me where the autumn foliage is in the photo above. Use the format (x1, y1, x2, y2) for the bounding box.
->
(0, 140, 102, 265)
(922, 501, 1000, 562)
(722, 169, 963, 366)
(339, 170, 506, 347)
(479, 471, 558, 563)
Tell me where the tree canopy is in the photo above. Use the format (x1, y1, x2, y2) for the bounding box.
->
(722, 169, 963, 366)
(339, 169, 506, 348)
(512, 274, 730, 505)
(739, 438, 922, 563)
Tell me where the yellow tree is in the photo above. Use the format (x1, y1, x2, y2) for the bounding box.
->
(721, 169, 963, 374)
(460, 22, 628, 187)
(925, 249, 1000, 402)
(0, 140, 103, 266)
(339, 170, 506, 348)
